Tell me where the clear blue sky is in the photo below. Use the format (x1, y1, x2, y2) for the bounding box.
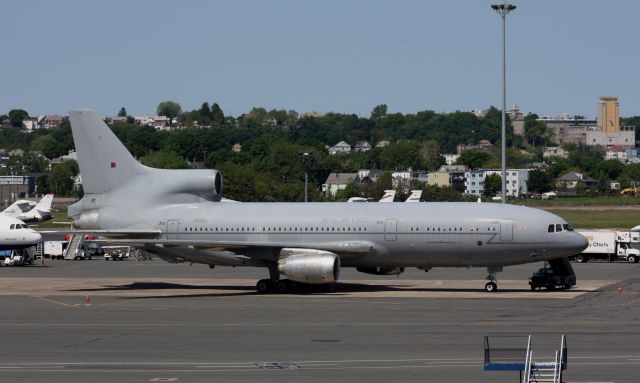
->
(2, 0, 639, 118)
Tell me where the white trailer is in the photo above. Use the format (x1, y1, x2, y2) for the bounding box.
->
(573, 230, 640, 263)
(44, 241, 68, 260)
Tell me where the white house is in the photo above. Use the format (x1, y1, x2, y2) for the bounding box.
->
(391, 170, 428, 189)
(354, 141, 372, 152)
(442, 154, 460, 165)
(543, 147, 568, 159)
(328, 141, 351, 155)
(464, 169, 530, 197)
(322, 173, 357, 196)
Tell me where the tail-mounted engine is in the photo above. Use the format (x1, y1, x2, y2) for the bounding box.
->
(159, 169, 222, 201)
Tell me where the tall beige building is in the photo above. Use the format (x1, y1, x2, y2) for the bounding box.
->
(598, 96, 620, 133)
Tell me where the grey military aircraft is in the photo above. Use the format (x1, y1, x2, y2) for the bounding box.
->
(68, 110, 588, 293)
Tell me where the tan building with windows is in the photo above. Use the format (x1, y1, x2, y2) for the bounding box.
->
(598, 96, 620, 134)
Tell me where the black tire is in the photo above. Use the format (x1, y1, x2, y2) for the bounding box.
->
(485, 281, 497, 292)
(575, 254, 588, 263)
(627, 255, 638, 264)
(256, 279, 273, 293)
(564, 283, 572, 290)
(530, 285, 536, 291)
(275, 280, 290, 293)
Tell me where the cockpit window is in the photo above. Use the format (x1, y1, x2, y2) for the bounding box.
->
(10, 224, 15, 230)
(549, 223, 574, 234)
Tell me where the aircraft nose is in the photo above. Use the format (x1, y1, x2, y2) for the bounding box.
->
(29, 231, 42, 244)
(570, 232, 589, 254)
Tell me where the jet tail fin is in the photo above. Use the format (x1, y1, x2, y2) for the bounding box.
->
(405, 190, 422, 203)
(33, 194, 54, 213)
(69, 110, 146, 194)
(379, 190, 396, 203)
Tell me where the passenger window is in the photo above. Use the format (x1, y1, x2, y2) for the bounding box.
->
(548, 224, 555, 233)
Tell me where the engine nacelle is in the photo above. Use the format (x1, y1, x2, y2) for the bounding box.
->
(278, 250, 340, 284)
(356, 267, 405, 276)
(160, 169, 222, 201)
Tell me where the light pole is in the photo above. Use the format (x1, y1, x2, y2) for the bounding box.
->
(491, 2, 516, 204)
(299, 152, 313, 202)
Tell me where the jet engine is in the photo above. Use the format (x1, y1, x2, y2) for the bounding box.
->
(356, 267, 405, 276)
(278, 251, 340, 284)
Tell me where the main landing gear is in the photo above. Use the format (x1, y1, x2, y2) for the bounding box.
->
(256, 263, 299, 294)
(485, 266, 503, 292)
(256, 279, 295, 293)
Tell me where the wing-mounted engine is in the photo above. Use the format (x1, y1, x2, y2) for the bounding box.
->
(356, 267, 405, 276)
(278, 248, 340, 284)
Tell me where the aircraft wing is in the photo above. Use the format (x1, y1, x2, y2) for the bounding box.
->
(88, 238, 375, 257)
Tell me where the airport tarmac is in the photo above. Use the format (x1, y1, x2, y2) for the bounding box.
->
(0, 259, 638, 383)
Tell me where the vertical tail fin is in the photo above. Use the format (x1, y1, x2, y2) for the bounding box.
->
(69, 110, 146, 194)
(405, 190, 422, 202)
(379, 190, 396, 203)
(33, 193, 54, 213)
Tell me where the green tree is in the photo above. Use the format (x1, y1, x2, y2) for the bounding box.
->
(141, 150, 190, 169)
(117, 107, 127, 117)
(379, 140, 424, 170)
(198, 102, 211, 125)
(619, 164, 640, 187)
(593, 159, 625, 181)
(156, 101, 182, 127)
(8, 109, 29, 128)
(370, 104, 388, 122)
(211, 103, 225, 126)
(455, 150, 492, 169)
(524, 113, 554, 146)
(527, 169, 553, 193)
(334, 181, 360, 201)
(483, 173, 502, 197)
(48, 160, 79, 197)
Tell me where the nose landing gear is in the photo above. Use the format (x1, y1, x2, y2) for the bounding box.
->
(485, 266, 503, 292)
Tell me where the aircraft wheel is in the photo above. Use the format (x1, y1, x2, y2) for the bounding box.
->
(575, 254, 588, 263)
(484, 281, 497, 292)
(256, 279, 273, 293)
(276, 280, 292, 293)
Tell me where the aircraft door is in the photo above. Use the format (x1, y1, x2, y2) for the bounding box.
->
(167, 219, 179, 240)
(500, 220, 513, 242)
(384, 219, 398, 241)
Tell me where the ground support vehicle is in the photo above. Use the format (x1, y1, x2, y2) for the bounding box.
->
(529, 262, 576, 291)
(571, 230, 640, 263)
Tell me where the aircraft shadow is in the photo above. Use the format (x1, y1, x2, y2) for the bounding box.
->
(64, 281, 589, 299)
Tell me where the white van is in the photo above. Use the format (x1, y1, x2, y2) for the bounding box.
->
(541, 192, 557, 200)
